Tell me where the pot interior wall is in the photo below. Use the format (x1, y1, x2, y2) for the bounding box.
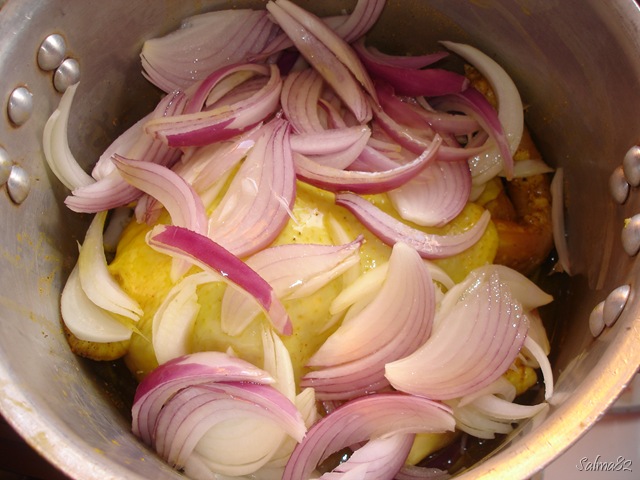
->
(1, 1, 639, 479)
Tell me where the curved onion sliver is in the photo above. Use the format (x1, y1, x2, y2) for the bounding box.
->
(208, 118, 296, 258)
(42, 83, 95, 190)
(335, 192, 491, 259)
(147, 224, 292, 335)
(60, 264, 133, 343)
(221, 237, 363, 336)
(282, 393, 455, 480)
(302, 243, 435, 400)
(266, 1, 371, 123)
(141, 9, 278, 92)
(77, 210, 143, 321)
(385, 268, 529, 400)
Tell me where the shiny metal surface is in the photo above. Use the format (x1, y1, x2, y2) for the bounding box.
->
(0, 1, 639, 479)
(37, 33, 67, 72)
(53, 57, 80, 93)
(7, 86, 33, 125)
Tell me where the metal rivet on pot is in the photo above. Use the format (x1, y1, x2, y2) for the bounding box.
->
(7, 86, 33, 126)
(37, 33, 67, 71)
(589, 301, 605, 337)
(6, 165, 30, 204)
(609, 165, 629, 204)
(0, 147, 11, 185)
(621, 214, 640, 256)
(603, 284, 630, 327)
(623, 145, 640, 187)
(53, 58, 80, 92)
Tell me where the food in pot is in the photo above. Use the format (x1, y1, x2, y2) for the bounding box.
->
(44, 0, 557, 478)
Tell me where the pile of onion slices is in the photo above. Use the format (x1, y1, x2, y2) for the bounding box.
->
(43, 0, 559, 478)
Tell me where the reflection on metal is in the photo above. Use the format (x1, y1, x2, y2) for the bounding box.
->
(53, 58, 81, 93)
(7, 165, 31, 204)
(609, 165, 629, 204)
(622, 214, 640, 256)
(7, 86, 33, 126)
(37, 33, 67, 71)
(623, 145, 640, 187)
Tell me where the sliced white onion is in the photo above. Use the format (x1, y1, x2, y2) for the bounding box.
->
(152, 272, 219, 365)
(42, 83, 95, 190)
(470, 264, 553, 311)
(440, 41, 523, 155)
(60, 263, 133, 343)
(523, 335, 554, 401)
(78, 211, 143, 321)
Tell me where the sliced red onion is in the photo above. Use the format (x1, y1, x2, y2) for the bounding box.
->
(319, 434, 415, 480)
(282, 393, 455, 480)
(66, 92, 186, 213)
(60, 263, 133, 343)
(221, 237, 363, 336)
(92, 90, 187, 180)
(304, 128, 372, 170)
(147, 224, 292, 335)
(353, 39, 468, 97)
(294, 135, 441, 194)
(371, 100, 486, 161)
(272, 0, 376, 100)
(132, 352, 306, 477)
(385, 268, 529, 400)
(64, 168, 142, 213)
(77, 210, 143, 321)
(183, 63, 270, 115)
(301, 242, 435, 400)
(152, 272, 219, 365)
(113, 155, 207, 235)
(132, 351, 275, 444)
(141, 9, 278, 92)
(207, 118, 296, 258)
(256, 0, 384, 61)
(432, 87, 514, 179)
(376, 83, 478, 137)
(266, 1, 372, 123)
(42, 83, 95, 190)
(290, 126, 370, 156)
(145, 64, 282, 147)
(154, 382, 305, 471)
(440, 41, 523, 155)
(335, 192, 491, 259)
(388, 159, 471, 227)
(550, 168, 571, 274)
(358, 42, 449, 69)
(280, 68, 326, 134)
(331, 0, 386, 43)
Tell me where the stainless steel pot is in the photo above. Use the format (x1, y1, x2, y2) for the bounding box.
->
(1, 1, 639, 479)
